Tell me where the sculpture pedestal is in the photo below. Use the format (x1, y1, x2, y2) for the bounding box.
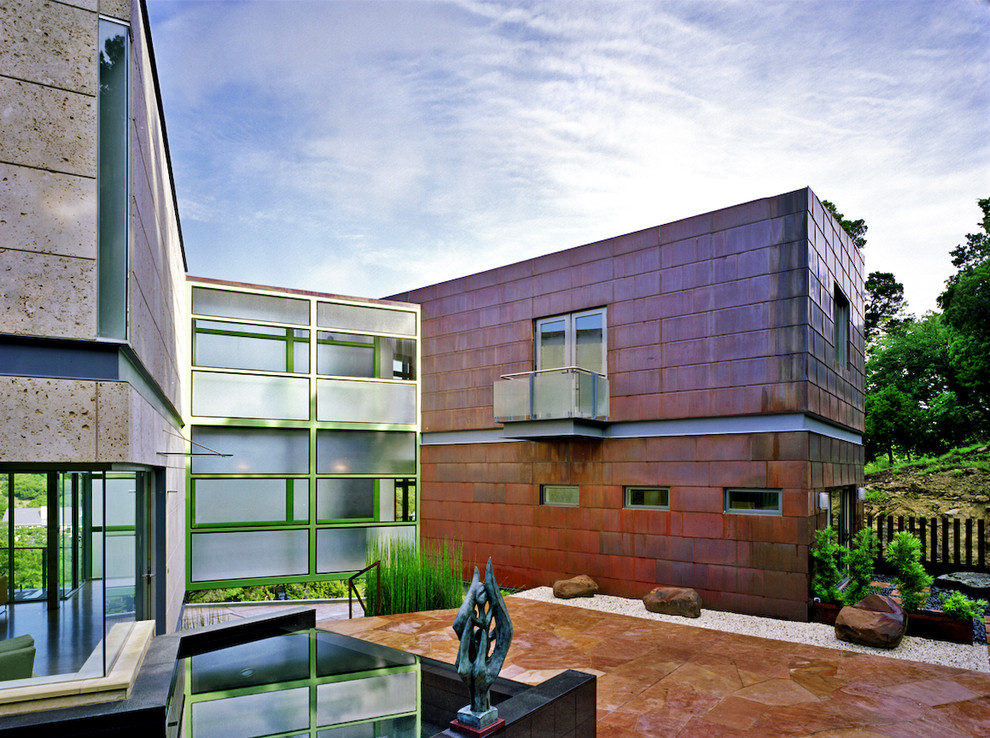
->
(450, 717, 505, 736)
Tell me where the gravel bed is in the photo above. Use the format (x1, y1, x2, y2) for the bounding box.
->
(512, 587, 990, 673)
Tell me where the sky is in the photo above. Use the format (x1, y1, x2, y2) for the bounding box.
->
(146, 0, 990, 314)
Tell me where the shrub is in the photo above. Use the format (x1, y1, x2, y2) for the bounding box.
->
(842, 528, 879, 606)
(368, 538, 463, 616)
(941, 591, 989, 621)
(810, 527, 843, 604)
(885, 531, 933, 612)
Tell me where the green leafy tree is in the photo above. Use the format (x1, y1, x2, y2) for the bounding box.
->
(938, 197, 990, 426)
(865, 271, 908, 343)
(823, 200, 868, 249)
(864, 385, 918, 464)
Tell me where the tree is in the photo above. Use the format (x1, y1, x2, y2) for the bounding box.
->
(864, 314, 978, 461)
(938, 198, 990, 423)
(822, 200, 867, 249)
(864, 271, 908, 343)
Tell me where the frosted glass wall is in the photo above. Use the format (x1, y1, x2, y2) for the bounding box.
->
(188, 283, 419, 589)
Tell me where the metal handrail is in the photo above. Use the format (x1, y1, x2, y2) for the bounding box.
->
(348, 560, 380, 619)
(499, 366, 606, 380)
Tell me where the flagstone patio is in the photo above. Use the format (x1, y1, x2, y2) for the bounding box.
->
(319, 597, 990, 736)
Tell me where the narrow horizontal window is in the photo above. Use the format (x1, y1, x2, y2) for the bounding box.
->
(725, 488, 782, 516)
(624, 486, 669, 510)
(540, 484, 579, 507)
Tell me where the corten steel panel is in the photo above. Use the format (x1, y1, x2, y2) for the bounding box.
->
(416, 431, 862, 620)
(394, 188, 867, 433)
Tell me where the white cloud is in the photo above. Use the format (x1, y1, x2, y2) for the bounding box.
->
(148, 0, 990, 309)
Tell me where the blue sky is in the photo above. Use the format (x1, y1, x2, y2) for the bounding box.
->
(146, 0, 989, 313)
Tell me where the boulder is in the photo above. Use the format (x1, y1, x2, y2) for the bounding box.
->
(553, 575, 599, 599)
(643, 586, 702, 618)
(834, 594, 906, 649)
(935, 572, 990, 600)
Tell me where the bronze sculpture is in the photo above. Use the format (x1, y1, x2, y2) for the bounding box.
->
(452, 558, 513, 729)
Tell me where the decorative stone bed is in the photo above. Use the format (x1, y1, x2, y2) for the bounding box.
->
(515, 587, 990, 673)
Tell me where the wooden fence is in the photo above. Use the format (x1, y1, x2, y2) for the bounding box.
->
(867, 513, 989, 575)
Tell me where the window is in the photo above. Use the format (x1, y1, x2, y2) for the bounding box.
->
(540, 485, 579, 507)
(536, 308, 605, 374)
(624, 487, 669, 509)
(725, 488, 782, 515)
(97, 19, 130, 339)
(833, 285, 849, 366)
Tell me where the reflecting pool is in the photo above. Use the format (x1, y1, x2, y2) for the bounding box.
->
(179, 628, 419, 737)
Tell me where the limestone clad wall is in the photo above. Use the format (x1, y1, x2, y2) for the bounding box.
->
(128, 0, 186, 410)
(0, 0, 99, 341)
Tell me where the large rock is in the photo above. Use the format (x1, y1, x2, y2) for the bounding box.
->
(643, 586, 702, 618)
(834, 594, 906, 649)
(935, 572, 990, 600)
(553, 575, 598, 599)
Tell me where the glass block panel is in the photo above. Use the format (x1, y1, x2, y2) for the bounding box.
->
(191, 427, 309, 474)
(316, 672, 418, 726)
(194, 331, 288, 372)
(317, 478, 375, 520)
(194, 479, 289, 525)
(191, 530, 308, 581)
(292, 479, 309, 522)
(316, 379, 416, 425)
(104, 475, 136, 527)
(192, 286, 310, 325)
(316, 431, 416, 475)
(105, 532, 135, 581)
(315, 527, 368, 573)
(192, 372, 310, 420)
(192, 687, 309, 738)
(317, 302, 416, 337)
(317, 340, 375, 377)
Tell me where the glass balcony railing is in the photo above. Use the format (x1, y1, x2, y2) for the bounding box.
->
(493, 367, 609, 422)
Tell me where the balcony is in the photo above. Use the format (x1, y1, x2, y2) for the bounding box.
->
(493, 367, 609, 439)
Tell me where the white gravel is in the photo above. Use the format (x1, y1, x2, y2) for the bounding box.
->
(512, 587, 990, 673)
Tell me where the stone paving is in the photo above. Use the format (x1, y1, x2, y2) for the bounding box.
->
(319, 596, 990, 736)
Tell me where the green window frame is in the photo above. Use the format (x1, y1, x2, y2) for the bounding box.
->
(193, 319, 311, 373)
(725, 488, 782, 516)
(540, 484, 579, 507)
(623, 486, 669, 510)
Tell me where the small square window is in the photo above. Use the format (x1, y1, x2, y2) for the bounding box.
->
(541, 484, 579, 507)
(725, 488, 781, 515)
(624, 487, 669, 509)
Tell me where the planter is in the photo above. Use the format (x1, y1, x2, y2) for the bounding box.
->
(810, 601, 842, 626)
(905, 610, 975, 644)
(812, 601, 975, 644)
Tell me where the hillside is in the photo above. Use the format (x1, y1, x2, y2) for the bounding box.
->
(864, 446, 990, 521)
